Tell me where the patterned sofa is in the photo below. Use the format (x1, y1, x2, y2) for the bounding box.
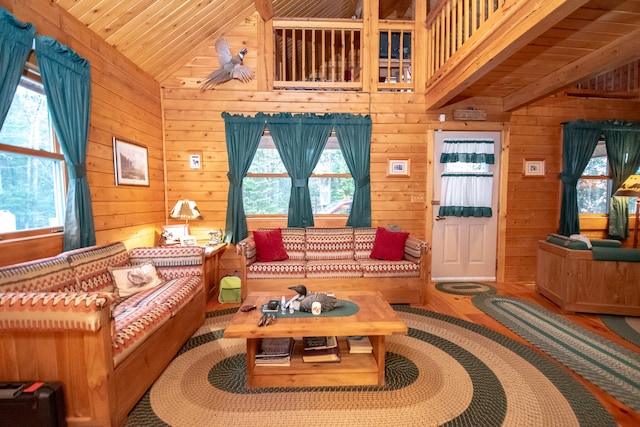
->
(237, 227, 429, 304)
(0, 242, 205, 427)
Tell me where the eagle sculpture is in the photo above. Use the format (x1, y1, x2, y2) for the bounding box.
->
(288, 284, 343, 313)
(200, 38, 254, 90)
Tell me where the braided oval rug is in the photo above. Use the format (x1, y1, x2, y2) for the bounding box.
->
(125, 306, 615, 427)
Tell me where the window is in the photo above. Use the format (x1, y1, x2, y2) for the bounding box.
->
(243, 131, 353, 215)
(578, 139, 610, 214)
(0, 75, 66, 236)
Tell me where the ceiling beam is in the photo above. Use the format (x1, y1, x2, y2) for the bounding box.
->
(254, 0, 274, 21)
(424, 0, 589, 110)
(503, 28, 640, 111)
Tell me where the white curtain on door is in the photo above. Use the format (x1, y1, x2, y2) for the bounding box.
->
(439, 139, 494, 218)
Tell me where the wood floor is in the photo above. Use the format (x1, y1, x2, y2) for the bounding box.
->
(206, 282, 640, 426)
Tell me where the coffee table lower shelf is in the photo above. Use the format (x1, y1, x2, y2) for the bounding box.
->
(248, 338, 382, 388)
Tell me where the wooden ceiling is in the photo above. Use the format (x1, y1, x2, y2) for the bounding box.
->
(53, 0, 640, 110)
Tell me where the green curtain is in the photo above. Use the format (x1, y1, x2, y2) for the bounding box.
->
(222, 112, 264, 243)
(0, 8, 35, 128)
(559, 121, 601, 236)
(266, 113, 333, 228)
(35, 36, 95, 250)
(333, 114, 372, 227)
(605, 126, 640, 239)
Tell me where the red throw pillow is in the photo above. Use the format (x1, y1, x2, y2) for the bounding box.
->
(253, 228, 289, 262)
(369, 227, 409, 261)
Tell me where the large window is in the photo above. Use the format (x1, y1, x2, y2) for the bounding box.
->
(244, 132, 353, 215)
(578, 139, 610, 214)
(0, 75, 66, 236)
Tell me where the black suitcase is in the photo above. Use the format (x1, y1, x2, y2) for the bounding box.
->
(0, 382, 66, 427)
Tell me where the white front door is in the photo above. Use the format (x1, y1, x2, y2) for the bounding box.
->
(431, 131, 501, 281)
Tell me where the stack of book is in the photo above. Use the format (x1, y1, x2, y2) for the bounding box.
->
(302, 336, 341, 363)
(255, 337, 295, 366)
(347, 336, 373, 353)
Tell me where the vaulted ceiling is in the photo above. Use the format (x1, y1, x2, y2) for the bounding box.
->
(53, 0, 640, 110)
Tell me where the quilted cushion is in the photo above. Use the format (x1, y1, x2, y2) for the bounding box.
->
(109, 261, 163, 300)
(253, 228, 289, 262)
(305, 227, 355, 260)
(370, 227, 409, 261)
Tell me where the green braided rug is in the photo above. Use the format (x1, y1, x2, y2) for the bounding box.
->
(125, 306, 616, 427)
(473, 294, 640, 412)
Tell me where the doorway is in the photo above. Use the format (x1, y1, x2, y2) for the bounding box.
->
(431, 131, 501, 281)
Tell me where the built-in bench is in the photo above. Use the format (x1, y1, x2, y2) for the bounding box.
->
(536, 234, 640, 315)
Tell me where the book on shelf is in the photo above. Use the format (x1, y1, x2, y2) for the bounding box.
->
(255, 337, 295, 366)
(302, 342, 341, 363)
(302, 335, 338, 351)
(347, 336, 373, 353)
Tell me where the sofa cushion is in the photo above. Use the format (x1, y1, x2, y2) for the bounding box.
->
(280, 228, 307, 260)
(246, 260, 306, 279)
(591, 247, 640, 262)
(360, 259, 421, 277)
(306, 259, 363, 278)
(0, 256, 78, 293)
(112, 301, 172, 367)
(305, 227, 355, 260)
(65, 242, 130, 292)
(545, 234, 589, 250)
(115, 276, 201, 316)
(370, 227, 409, 261)
(108, 261, 163, 300)
(129, 246, 203, 281)
(253, 228, 289, 262)
(354, 227, 377, 260)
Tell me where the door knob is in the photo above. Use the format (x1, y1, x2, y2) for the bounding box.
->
(435, 216, 446, 221)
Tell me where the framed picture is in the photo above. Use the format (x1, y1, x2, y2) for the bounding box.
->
(113, 137, 149, 186)
(387, 159, 410, 177)
(523, 158, 545, 177)
(189, 154, 201, 169)
(160, 225, 190, 246)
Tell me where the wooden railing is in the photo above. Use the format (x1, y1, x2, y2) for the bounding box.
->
(273, 19, 363, 90)
(426, 0, 505, 80)
(569, 60, 640, 99)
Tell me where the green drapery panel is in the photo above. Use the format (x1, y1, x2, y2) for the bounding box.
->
(266, 113, 333, 228)
(559, 121, 603, 236)
(332, 114, 372, 227)
(35, 36, 95, 250)
(0, 8, 35, 128)
(604, 124, 640, 239)
(222, 112, 265, 243)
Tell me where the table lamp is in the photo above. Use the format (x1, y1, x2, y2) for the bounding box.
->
(169, 199, 203, 224)
(613, 175, 640, 248)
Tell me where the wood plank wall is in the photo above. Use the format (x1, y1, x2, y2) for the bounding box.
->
(0, 0, 164, 266)
(2, 5, 639, 284)
(162, 13, 640, 283)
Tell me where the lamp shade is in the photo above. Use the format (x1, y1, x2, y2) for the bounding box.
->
(169, 199, 203, 221)
(613, 175, 640, 197)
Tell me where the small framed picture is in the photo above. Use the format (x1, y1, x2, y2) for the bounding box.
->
(189, 153, 202, 169)
(387, 159, 410, 177)
(113, 137, 149, 186)
(523, 158, 545, 177)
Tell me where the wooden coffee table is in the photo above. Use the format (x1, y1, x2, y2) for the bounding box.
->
(223, 291, 408, 388)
